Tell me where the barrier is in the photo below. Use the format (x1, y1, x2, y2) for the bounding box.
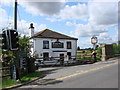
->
(35, 56, 77, 66)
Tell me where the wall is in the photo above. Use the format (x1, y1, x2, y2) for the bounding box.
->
(102, 44, 113, 61)
(32, 38, 77, 58)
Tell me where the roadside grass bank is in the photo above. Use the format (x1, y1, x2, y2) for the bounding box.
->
(2, 71, 41, 88)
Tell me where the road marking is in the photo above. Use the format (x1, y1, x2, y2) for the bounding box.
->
(41, 62, 118, 85)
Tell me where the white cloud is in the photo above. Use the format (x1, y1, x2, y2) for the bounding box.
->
(89, 0, 118, 3)
(0, 7, 13, 32)
(58, 4, 88, 21)
(21, 1, 65, 16)
(66, 21, 74, 26)
(47, 3, 88, 22)
(34, 24, 47, 33)
(88, 1, 118, 25)
(76, 30, 118, 48)
(0, 7, 47, 36)
(98, 32, 118, 44)
(78, 38, 92, 49)
(1, 0, 118, 48)
(0, 0, 13, 6)
(17, 20, 47, 36)
(0, 7, 7, 29)
(46, 17, 61, 22)
(69, 1, 118, 47)
(118, 2, 120, 22)
(72, 24, 107, 37)
(118, 29, 120, 41)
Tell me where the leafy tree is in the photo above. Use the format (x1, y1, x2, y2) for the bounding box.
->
(113, 43, 120, 54)
(1, 35, 35, 79)
(77, 46, 80, 50)
(97, 46, 102, 56)
(1, 35, 31, 64)
(18, 35, 31, 56)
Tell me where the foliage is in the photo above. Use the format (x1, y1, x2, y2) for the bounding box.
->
(96, 46, 102, 56)
(1, 35, 31, 67)
(2, 79, 20, 88)
(77, 46, 80, 50)
(1, 35, 36, 81)
(112, 43, 120, 54)
(18, 35, 31, 53)
(20, 72, 41, 83)
(2, 72, 41, 88)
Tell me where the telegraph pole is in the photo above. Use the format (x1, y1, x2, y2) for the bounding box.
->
(14, 0, 20, 80)
(14, 0, 17, 30)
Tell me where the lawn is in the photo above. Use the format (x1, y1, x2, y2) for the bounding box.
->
(2, 72, 41, 88)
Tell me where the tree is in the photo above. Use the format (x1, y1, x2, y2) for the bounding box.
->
(1, 35, 35, 79)
(97, 46, 102, 56)
(77, 46, 80, 50)
(18, 35, 31, 54)
(112, 43, 120, 54)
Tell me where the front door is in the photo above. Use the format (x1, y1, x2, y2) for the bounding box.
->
(60, 54, 64, 65)
(43, 53, 49, 61)
(67, 52, 71, 59)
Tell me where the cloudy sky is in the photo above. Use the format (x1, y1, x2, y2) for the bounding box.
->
(0, 0, 119, 48)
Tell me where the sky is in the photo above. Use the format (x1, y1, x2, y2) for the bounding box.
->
(0, 0, 119, 49)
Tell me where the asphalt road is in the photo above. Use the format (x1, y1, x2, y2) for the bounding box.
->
(15, 58, 118, 89)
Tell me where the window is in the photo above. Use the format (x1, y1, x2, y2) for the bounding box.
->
(43, 41, 49, 49)
(52, 42, 64, 48)
(67, 42, 72, 49)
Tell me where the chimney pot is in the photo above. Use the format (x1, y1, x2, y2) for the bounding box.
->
(30, 23, 34, 28)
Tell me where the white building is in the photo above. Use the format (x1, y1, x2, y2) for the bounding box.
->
(29, 23, 78, 61)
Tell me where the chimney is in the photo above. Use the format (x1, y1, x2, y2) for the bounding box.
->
(29, 23, 34, 37)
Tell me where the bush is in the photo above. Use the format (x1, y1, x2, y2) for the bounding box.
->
(113, 43, 120, 54)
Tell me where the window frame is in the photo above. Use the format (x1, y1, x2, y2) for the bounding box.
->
(67, 41, 72, 49)
(43, 40, 49, 49)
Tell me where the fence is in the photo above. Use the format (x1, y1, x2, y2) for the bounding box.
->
(35, 54, 100, 66)
(35, 56, 77, 66)
(0, 67, 11, 80)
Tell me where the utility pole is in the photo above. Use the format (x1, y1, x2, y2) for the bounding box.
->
(14, 0, 17, 30)
(14, 0, 20, 80)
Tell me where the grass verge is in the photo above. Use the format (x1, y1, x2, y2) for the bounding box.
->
(2, 72, 41, 88)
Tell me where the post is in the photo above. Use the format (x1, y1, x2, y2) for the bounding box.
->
(14, 0, 20, 80)
(101, 44, 113, 61)
(91, 36, 98, 62)
(14, 0, 17, 30)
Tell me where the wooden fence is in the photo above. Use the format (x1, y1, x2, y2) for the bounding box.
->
(35, 56, 77, 66)
(35, 54, 100, 66)
(0, 67, 11, 80)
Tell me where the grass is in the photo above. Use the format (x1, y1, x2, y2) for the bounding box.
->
(2, 72, 41, 88)
(77, 49, 101, 62)
(20, 72, 41, 83)
(2, 79, 20, 88)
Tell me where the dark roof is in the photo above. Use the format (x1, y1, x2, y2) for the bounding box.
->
(30, 29, 78, 40)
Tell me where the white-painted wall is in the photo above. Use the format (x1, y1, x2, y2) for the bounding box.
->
(30, 38, 77, 58)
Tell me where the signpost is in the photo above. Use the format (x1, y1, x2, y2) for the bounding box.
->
(91, 36, 98, 62)
(91, 36, 98, 50)
(19, 52, 27, 69)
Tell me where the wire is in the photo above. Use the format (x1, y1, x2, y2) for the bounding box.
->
(6, 5, 12, 29)
(17, 5, 25, 35)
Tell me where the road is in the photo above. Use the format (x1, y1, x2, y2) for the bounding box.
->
(14, 58, 119, 89)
